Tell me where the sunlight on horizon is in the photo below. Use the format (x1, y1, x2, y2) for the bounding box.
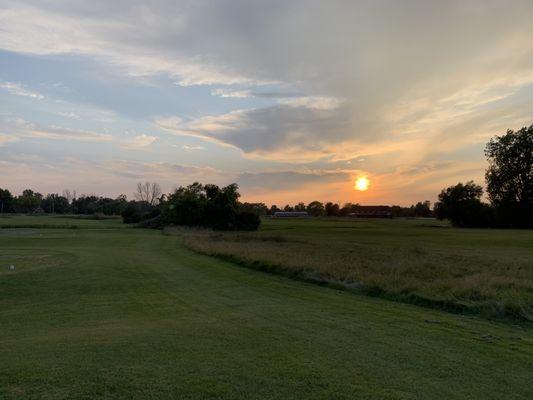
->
(354, 176, 370, 191)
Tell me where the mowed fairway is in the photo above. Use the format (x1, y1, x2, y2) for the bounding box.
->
(0, 217, 532, 399)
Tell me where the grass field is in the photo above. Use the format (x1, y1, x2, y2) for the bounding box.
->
(1, 216, 532, 399)
(183, 217, 533, 321)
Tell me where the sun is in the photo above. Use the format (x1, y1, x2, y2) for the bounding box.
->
(355, 176, 370, 191)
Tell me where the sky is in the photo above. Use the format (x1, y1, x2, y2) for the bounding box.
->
(1, 0, 533, 206)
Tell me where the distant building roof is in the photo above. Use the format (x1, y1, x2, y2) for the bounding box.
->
(273, 211, 309, 217)
(349, 206, 392, 218)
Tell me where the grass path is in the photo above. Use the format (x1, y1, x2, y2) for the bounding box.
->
(1, 226, 532, 399)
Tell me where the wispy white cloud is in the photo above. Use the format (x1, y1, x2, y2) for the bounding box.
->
(55, 111, 81, 120)
(210, 88, 253, 98)
(121, 133, 157, 149)
(182, 144, 204, 151)
(1, 117, 112, 142)
(0, 133, 18, 146)
(0, 81, 44, 99)
(277, 96, 342, 110)
(27, 126, 112, 142)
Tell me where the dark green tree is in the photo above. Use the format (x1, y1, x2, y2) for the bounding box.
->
(0, 188, 14, 213)
(42, 194, 70, 214)
(307, 201, 325, 217)
(434, 181, 493, 227)
(413, 201, 432, 217)
(294, 202, 306, 212)
(485, 125, 533, 227)
(15, 189, 42, 213)
(325, 202, 340, 216)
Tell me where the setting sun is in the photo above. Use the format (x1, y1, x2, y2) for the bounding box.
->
(355, 176, 370, 191)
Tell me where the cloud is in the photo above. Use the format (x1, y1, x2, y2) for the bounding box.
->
(2, 1, 533, 204)
(277, 96, 342, 110)
(121, 133, 157, 149)
(0, 155, 223, 197)
(182, 144, 204, 151)
(28, 126, 112, 142)
(211, 88, 253, 98)
(55, 111, 81, 119)
(1, 117, 112, 142)
(0, 133, 18, 146)
(211, 88, 302, 99)
(3, 2, 533, 161)
(156, 101, 366, 162)
(238, 170, 350, 190)
(0, 81, 44, 99)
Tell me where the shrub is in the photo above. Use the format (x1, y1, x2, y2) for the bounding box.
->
(121, 203, 142, 224)
(235, 212, 261, 231)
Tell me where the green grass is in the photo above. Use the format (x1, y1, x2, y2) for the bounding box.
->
(0, 214, 125, 229)
(0, 216, 532, 399)
(182, 217, 533, 321)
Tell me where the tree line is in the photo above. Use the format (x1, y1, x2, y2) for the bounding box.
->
(434, 125, 532, 228)
(1, 125, 530, 229)
(0, 189, 127, 216)
(238, 200, 433, 218)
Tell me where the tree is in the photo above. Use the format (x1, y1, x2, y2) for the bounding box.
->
(135, 182, 162, 206)
(239, 202, 268, 215)
(63, 189, 77, 204)
(42, 194, 70, 214)
(325, 202, 340, 217)
(413, 201, 432, 218)
(121, 202, 143, 224)
(0, 188, 14, 213)
(434, 181, 493, 227)
(268, 205, 280, 215)
(307, 201, 325, 217)
(485, 125, 533, 227)
(294, 202, 306, 212)
(340, 203, 359, 216)
(161, 182, 259, 230)
(15, 189, 42, 213)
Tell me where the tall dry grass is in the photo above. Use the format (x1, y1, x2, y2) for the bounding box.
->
(179, 227, 533, 321)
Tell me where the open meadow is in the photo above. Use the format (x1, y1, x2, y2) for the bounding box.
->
(0, 215, 532, 399)
(184, 217, 533, 321)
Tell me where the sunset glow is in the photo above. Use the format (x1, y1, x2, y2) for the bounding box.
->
(1, 1, 532, 206)
(355, 177, 370, 191)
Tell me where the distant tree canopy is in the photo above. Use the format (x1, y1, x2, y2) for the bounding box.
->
(161, 183, 260, 231)
(0, 187, 130, 216)
(485, 125, 532, 227)
(307, 201, 325, 217)
(16, 189, 43, 213)
(434, 181, 493, 227)
(325, 202, 340, 216)
(239, 202, 268, 216)
(0, 188, 15, 213)
(134, 182, 162, 206)
(72, 195, 127, 215)
(435, 125, 533, 228)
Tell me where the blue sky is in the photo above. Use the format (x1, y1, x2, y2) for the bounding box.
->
(1, 0, 533, 205)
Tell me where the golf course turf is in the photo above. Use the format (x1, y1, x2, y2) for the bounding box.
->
(0, 216, 532, 399)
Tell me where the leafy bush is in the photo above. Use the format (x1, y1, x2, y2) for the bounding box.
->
(121, 203, 142, 224)
(434, 181, 494, 227)
(161, 182, 260, 231)
(235, 212, 261, 231)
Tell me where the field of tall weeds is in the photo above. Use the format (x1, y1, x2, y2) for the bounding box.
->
(177, 218, 533, 321)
